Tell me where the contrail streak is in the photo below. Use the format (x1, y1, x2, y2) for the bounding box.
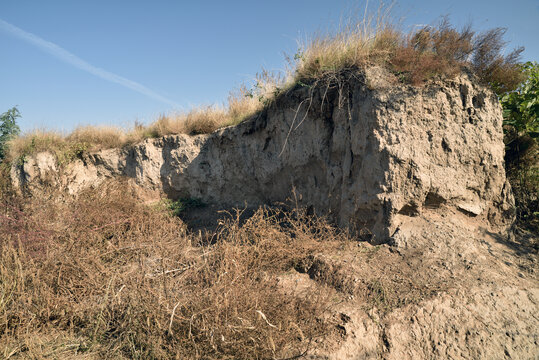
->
(0, 19, 180, 107)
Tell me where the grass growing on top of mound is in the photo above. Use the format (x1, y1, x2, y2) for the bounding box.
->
(4, 72, 283, 166)
(293, 13, 523, 90)
(4, 8, 524, 165)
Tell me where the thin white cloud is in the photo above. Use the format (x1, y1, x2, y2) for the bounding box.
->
(0, 18, 180, 107)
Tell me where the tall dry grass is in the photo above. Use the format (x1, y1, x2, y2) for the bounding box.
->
(0, 175, 346, 359)
(5, 127, 126, 166)
(293, 3, 398, 79)
(4, 82, 277, 165)
(293, 10, 523, 87)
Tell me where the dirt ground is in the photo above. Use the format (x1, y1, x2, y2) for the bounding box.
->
(261, 208, 538, 359)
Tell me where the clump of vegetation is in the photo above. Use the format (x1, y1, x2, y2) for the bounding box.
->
(164, 197, 205, 216)
(500, 61, 538, 232)
(8, 129, 91, 167)
(294, 14, 523, 88)
(0, 175, 348, 359)
(3, 81, 279, 166)
(501, 61, 539, 140)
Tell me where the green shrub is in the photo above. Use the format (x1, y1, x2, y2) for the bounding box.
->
(501, 61, 539, 139)
(164, 197, 205, 216)
(500, 61, 538, 233)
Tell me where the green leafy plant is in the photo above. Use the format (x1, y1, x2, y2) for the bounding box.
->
(501, 61, 539, 139)
(57, 141, 89, 166)
(0, 107, 21, 161)
(165, 197, 205, 216)
(500, 61, 539, 233)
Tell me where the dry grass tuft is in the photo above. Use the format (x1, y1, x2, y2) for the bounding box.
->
(0, 176, 344, 359)
(146, 106, 229, 137)
(294, 12, 523, 88)
(4, 80, 278, 164)
(293, 5, 399, 80)
(6, 130, 64, 162)
(66, 126, 126, 149)
(5, 127, 126, 166)
(141, 71, 285, 138)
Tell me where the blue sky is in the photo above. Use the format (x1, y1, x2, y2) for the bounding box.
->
(1, 0, 538, 133)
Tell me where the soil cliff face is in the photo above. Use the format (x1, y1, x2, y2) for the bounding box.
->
(11, 68, 514, 243)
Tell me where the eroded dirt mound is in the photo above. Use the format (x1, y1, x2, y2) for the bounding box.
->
(12, 68, 513, 244)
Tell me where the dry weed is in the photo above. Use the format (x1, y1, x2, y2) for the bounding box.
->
(66, 126, 126, 149)
(293, 5, 398, 80)
(0, 179, 344, 359)
(294, 10, 523, 89)
(6, 130, 64, 163)
(5, 83, 274, 163)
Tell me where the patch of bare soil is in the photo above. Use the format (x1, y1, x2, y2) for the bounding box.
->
(266, 208, 539, 359)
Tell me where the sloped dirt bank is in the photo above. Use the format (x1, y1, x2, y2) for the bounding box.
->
(12, 69, 514, 244)
(292, 209, 538, 359)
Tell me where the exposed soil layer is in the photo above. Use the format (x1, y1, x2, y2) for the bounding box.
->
(12, 68, 514, 244)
